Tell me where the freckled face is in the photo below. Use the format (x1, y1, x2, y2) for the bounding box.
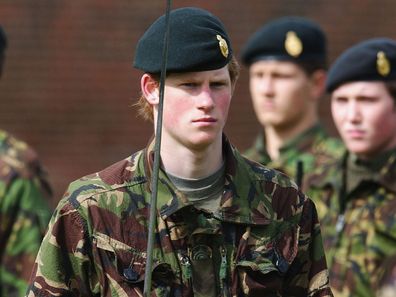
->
(160, 66, 232, 150)
(331, 81, 396, 159)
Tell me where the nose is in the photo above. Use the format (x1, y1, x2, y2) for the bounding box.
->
(196, 88, 215, 110)
(260, 76, 275, 97)
(346, 101, 362, 123)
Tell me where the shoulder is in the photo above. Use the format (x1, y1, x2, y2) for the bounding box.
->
(318, 135, 344, 150)
(243, 134, 267, 163)
(305, 152, 344, 189)
(62, 150, 147, 209)
(314, 130, 345, 157)
(233, 147, 307, 220)
(237, 147, 298, 189)
(48, 150, 149, 245)
(0, 130, 42, 180)
(234, 147, 306, 209)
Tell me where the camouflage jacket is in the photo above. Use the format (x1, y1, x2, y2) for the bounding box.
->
(0, 129, 52, 297)
(244, 124, 344, 188)
(305, 149, 396, 297)
(26, 136, 332, 297)
(376, 254, 396, 297)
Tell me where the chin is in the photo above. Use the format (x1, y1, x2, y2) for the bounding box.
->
(346, 145, 373, 158)
(188, 134, 219, 150)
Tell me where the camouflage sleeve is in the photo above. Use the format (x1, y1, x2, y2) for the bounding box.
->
(283, 195, 333, 297)
(1, 178, 52, 297)
(25, 192, 144, 297)
(25, 196, 96, 296)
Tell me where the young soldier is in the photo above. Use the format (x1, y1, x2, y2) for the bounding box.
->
(0, 26, 52, 297)
(241, 17, 343, 187)
(26, 8, 332, 296)
(306, 38, 396, 296)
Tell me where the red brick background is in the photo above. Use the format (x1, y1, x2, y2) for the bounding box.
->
(0, 0, 395, 207)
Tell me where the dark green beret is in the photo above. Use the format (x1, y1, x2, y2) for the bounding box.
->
(326, 38, 396, 92)
(241, 16, 326, 66)
(0, 26, 7, 52)
(133, 7, 232, 73)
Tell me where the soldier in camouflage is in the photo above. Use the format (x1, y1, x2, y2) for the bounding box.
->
(0, 26, 53, 297)
(241, 17, 344, 187)
(26, 7, 332, 296)
(305, 38, 396, 296)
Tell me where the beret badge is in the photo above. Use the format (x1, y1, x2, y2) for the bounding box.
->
(217, 34, 229, 58)
(376, 51, 390, 77)
(285, 31, 303, 57)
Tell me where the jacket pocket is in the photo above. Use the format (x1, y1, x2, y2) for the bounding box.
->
(234, 225, 299, 297)
(92, 231, 175, 296)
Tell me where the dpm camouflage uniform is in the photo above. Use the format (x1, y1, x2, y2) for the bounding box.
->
(376, 254, 396, 297)
(305, 149, 396, 297)
(244, 124, 344, 188)
(0, 129, 52, 297)
(26, 136, 332, 297)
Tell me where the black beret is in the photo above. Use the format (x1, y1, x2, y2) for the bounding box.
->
(241, 16, 326, 66)
(326, 38, 396, 92)
(133, 7, 232, 73)
(0, 26, 7, 52)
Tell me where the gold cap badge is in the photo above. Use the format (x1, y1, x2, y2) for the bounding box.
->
(217, 34, 229, 58)
(285, 31, 303, 57)
(376, 51, 391, 77)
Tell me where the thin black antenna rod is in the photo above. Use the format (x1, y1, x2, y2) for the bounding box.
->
(143, 0, 172, 295)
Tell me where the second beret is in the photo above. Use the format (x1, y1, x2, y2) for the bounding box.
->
(241, 16, 326, 66)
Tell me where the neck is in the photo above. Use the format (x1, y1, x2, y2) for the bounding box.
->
(355, 143, 396, 163)
(160, 137, 224, 179)
(264, 114, 318, 160)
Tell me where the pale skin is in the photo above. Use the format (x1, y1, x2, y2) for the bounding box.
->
(331, 81, 396, 160)
(249, 60, 325, 160)
(141, 66, 234, 179)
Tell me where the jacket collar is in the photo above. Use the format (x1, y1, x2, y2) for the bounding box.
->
(307, 148, 396, 193)
(256, 123, 324, 156)
(347, 149, 396, 193)
(139, 134, 273, 225)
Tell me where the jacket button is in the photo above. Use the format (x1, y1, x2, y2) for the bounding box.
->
(123, 267, 139, 282)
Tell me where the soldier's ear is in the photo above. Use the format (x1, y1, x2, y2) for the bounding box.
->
(310, 69, 326, 99)
(141, 73, 159, 105)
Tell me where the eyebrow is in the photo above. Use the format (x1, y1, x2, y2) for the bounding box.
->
(332, 94, 378, 100)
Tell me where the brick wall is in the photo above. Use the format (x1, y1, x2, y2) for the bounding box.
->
(1, 0, 395, 207)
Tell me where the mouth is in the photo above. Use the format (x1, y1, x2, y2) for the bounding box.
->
(261, 101, 276, 110)
(192, 117, 217, 123)
(345, 129, 365, 138)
